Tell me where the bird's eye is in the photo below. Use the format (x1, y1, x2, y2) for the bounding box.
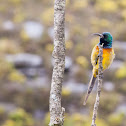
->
(103, 34, 107, 38)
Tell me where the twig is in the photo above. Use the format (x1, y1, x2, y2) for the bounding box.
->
(91, 44, 103, 126)
(49, 0, 66, 126)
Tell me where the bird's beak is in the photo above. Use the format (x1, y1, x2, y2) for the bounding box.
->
(92, 33, 104, 38)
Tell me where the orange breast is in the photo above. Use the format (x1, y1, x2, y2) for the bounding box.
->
(91, 45, 115, 77)
(95, 45, 112, 53)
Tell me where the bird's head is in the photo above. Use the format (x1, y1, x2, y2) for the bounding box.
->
(93, 32, 113, 48)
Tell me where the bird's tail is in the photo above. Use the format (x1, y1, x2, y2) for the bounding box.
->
(83, 75, 96, 105)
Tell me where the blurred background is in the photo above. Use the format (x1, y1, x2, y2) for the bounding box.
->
(0, 0, 126, 126)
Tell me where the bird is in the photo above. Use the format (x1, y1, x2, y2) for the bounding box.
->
(83, 32, 115, 105)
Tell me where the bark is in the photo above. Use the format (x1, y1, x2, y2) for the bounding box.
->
(91, 44, 103, 126)
(49, 0, 66, 126)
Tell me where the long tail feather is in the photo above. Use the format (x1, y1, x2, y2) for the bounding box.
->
(83, 75, 96, 105)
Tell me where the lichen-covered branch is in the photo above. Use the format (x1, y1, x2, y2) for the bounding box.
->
(91, 44, 103, 126)
(49, 0, 66, 126)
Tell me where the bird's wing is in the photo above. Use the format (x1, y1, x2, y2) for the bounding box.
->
(91, 45, 99, 67)
(83, 45, 99, 105)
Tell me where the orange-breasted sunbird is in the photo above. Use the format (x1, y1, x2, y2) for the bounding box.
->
(84, 32, 115, 105)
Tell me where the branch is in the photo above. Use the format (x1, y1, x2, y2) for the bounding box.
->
(91, 44, 103, 126)
(49, 0, 66, 126)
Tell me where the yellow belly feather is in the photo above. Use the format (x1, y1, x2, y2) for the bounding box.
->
(91, 45, 115, 77)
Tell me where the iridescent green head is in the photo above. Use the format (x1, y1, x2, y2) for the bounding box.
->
(93, 32, 113, 48)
